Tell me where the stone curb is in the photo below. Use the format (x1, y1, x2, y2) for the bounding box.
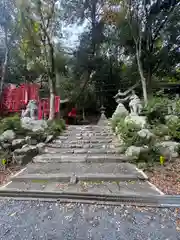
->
(0, 190, 179, 207)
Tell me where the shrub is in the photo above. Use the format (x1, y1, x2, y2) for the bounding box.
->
(27, 130, 47, 142)
(0, 148, 12, 168)
(137, 145, 161, 164)
(143, 97, 170, 124)
(167, 118, 180, 141)
(174, 99, 180, 116)
(0, 114, 26, 135)
(151, 124, 169, 138)
(116, 119, 143, 147)
(111, 114, 126, 132)
(47, 119, 66, 136)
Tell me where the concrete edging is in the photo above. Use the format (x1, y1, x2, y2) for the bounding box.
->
(0, 190, 179, 207)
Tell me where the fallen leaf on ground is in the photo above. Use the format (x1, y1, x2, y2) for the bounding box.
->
(146, 159, 180, 195)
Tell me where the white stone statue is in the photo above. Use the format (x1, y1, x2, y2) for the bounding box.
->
(21, 100, 38, 120)
(129, 90, 142, 115)
(112, 83, 142, 118)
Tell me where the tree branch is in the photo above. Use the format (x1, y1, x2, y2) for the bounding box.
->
(152, 4, 178, 44)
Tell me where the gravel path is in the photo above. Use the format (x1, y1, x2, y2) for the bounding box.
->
(0, 200, 179, 240)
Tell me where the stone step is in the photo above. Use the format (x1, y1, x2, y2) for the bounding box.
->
(54, 137, 116, 142)
(19, 162, 143, 177)
(49, 141, 120, 147)
(66, 126, 111, 131)
(59, 139, 115, 144)
(59, 131, 114, 137)
(51, 143, 116, 148)
(43, 147, 122, 154)
(58, 135, 115, 140)
(10, 173, 147, 182)
(3, 180, 160, 196)
(33, 153, 130, 163)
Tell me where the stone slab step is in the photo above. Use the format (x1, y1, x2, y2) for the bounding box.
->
(10, 173, 147, 182)
(43, 147, 122, 154)
(3, 180, 160, 196)
(58, 131, 114, 139)
(54, 138, 116, 143)
(66, 126, 112, 131)
(57, 135, 115, 141)
(33, 154, 130, 163)
(49, 144, 116, 149)
(48, 142, 120, 148)
(18, 162, 143, 176)
(57, 139, 114, 144)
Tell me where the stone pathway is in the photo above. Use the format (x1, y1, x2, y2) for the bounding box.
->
(0, 200, 178, 240)
(0, 125, 164, 198)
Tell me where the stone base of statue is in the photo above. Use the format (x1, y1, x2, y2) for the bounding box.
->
(113, 86, 143, 118)
(21, 117, 48, 132)
(21, 100, 48, 132)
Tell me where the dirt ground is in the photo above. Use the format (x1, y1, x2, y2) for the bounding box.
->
(146, 159, 180, 195)
(0, 165, 21, 186)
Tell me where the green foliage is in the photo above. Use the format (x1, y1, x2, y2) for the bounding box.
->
(143, 97, 170, 124)
(174, 100, 180, 116)
(115, 119, 142, 147)
(0, 115, 66, 141)
(47, 119, 66, 136)
(111, 114, 126, 132)
(167, 118, 180, 141)
(0, 148, 12, 167)
(137, 145, 161, 165)
(113, 115, 161, 165)
(27, 130, 47, 142)
(151, 124, 169, 138)
(0, 114, 26, 135)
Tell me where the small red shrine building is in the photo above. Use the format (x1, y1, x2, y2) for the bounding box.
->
(0, 83, 60, 119)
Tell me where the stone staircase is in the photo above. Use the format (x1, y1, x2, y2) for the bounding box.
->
(0, 125, 164, 199)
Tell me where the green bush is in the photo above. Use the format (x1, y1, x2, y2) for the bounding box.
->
(47, 119, 66, 136)
(143, 97, 170, 124)
(167, 118, 180, 141)
(0, 114, 26, 135)
(137, 145, 161, 163)
(0, 148, 12, 167)
(0, 115, 66, 139)
(112, 114, 161, 165)
(116, 119, 143, 147)
(111, 114, 126, 132)
(27, 130, 47, 142)
(174, 99, 180, 116)
(151, 124, 169, 138)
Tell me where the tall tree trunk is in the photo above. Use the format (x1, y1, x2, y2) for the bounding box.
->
(75, 70, 91, 103)
(147, 67, 152, 95)
(49, 82, 55, 120)
(48, 43, 56, 121)
(75, 1, 97, 104)
(136, 42, 148, 106)
(0, 30, 8, 96)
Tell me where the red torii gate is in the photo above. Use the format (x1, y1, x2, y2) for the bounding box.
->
(0, 83, 60, 119)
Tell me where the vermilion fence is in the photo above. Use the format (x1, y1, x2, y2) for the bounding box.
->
(0, 83, 60, 119)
